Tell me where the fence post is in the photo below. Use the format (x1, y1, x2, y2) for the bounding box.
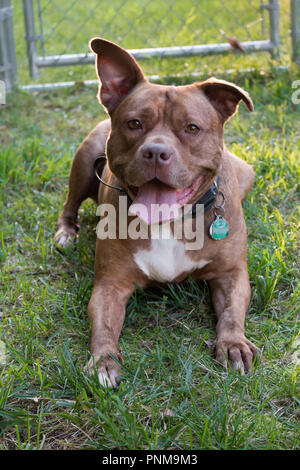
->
(22, 0, 40, 77)
(0, 0, 18, 92)
(291, 0, 300, 63)
(269, 0, 280, 58)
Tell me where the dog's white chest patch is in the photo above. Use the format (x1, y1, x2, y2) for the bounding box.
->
(133, 236, 211, 283)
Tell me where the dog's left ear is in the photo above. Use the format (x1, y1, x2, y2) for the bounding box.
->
(199, 77, 254, 122)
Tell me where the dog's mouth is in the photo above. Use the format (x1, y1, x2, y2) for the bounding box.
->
(127, 174, 203, 225)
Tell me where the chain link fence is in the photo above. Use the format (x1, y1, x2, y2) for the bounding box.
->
(0, 0, 299, 91)
(24, 0, 280, 74)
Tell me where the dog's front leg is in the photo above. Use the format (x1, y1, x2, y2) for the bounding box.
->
(54, 121, 110, 248)
(87, 279, 134, 387)
(209, 266, 257, 374)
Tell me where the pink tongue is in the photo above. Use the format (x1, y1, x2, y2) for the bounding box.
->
(129, 180, 180, 225)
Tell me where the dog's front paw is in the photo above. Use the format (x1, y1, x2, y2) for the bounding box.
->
(215, 335, 258, 374)
(54, 227, 78, 248)
(86, 353, 123, 388)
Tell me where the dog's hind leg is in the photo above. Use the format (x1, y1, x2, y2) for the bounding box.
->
(54, 119, 111, 247)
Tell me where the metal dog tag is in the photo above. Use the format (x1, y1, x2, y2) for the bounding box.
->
(209, 215, 229, 240)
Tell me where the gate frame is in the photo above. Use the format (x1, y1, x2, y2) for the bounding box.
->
(291, 0, 300, 63)
(22, 0, 281, 79)
(0, 0, 18, 92)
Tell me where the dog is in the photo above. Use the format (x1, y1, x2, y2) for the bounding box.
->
(54, 38, 257, 387)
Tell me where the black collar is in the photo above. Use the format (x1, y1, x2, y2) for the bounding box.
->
(94, 157, 218, 216)
(191, 177, 218, 216)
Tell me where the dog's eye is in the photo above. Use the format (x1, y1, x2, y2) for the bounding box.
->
(127, 119, 142, 130)
(185, 124, 200, 135)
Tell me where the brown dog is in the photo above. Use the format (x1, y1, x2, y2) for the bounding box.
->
(55, 38, 257, 387)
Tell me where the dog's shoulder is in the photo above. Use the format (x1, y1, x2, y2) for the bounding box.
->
(79, 119, 111, 157)
(224, 147, 255, 202)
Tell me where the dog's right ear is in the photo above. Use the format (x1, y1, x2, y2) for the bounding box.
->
(89, 38, 146, 113)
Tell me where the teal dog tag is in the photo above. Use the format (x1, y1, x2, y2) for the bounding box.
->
(209, 215, 229, 240)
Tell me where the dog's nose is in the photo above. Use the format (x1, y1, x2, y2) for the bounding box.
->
(142, 143, 173, 164)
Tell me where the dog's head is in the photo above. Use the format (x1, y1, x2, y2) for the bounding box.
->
(90, 38, 253, 224)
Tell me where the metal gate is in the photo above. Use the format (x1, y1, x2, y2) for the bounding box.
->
(22, 0, 280, 79)
(2, 1, 300, 92)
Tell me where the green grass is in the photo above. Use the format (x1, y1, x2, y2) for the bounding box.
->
(0, 0, 299, 451)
